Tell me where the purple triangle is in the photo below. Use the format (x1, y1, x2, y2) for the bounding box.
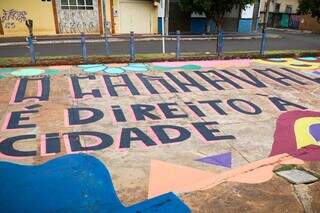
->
(195, 152, 232, 168)
(310, 124, 320, 142)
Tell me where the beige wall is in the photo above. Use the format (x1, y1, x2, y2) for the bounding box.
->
(111, 0, 158, 34)
(260, 0, 299, 13)
(0, 0, 56, 36)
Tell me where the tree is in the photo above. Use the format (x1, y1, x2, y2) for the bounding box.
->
(179, 0, 256, 33)
(298, 0, 320, 22)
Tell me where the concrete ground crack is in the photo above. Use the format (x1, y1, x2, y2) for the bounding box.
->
(293, 184, 313, 213)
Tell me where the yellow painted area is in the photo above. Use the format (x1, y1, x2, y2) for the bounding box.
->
(0, 0, 56, 36)
(294, 117, 320, 149)
(254, 58, 320, 70)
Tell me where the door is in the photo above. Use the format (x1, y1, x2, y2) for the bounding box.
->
(119, 0, 153, 34)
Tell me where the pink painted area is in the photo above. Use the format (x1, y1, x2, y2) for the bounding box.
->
(68, 78, 76, 99)
(1, 112, 12, 132)
(0, 152, 29, 161)
(114, 129, 125, 152)
(147, 153, 303, 198)
(48, 65, 72, 70)
(63, 134, 73, 154)
(64, 110, 70, 127)
(9, 79, 21, 104)
(128, 106, 138, 122)
(37, 80, 43, 97)
(152, 59, 252, 69)
(40, 134, 56, 157)
(100, 76, 110, 97)
(109, 107, 120, 125)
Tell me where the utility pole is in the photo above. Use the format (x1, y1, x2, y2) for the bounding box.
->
(262, 0, 271, 34)
(161, 0, 166, 53)
(102, 0, 108, 33)
(260, 0, 271, 55)
(164, 0, 170, 35)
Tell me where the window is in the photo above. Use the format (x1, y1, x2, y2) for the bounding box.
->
(61, 0, 93, 10)
(285, 5, 292, 13)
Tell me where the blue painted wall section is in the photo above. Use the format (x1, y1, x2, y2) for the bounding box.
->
(158, 17, 162, 34)
(0, 154, 190, 213)
(238, 19, 253, 33)
(191, 18, 216, 34)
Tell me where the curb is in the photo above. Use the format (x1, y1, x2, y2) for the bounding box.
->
(268, 28, 313, 34)
(0, 51, 319, 68)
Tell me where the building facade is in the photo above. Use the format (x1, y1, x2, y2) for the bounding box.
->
(161, 0, 261, 34)
(0, 0, 159, 37)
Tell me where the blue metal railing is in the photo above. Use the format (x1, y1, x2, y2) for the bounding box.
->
(26, 31, 268, 64)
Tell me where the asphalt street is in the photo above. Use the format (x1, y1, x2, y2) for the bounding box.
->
(0, 30, 319, 57)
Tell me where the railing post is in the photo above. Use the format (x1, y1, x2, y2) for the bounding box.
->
(260, 31, 266, 55)
(27, 36, 36, 64)
(104, 24, 110, 55)
(176, 30, 181, 60)
(80, 33, 87, 63)
(217, 30, 224, 56)
(129, 31, 136, 62)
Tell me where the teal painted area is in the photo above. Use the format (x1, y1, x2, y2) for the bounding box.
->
(280, 14, 289, 28)
(153, 64, 202, 71)
(238, 19, 253, 33)
(122, 64, 149, 72)
(104, 67, 125, 74)
(268, 58, 286, 62)
(0, 75, 4, 79)
(78, 64, 107, 73)
(298, 57, 318, 61)
(44, 69, 61, 76)
(11, 68, 45, 77)
(0, 68, 15, 73)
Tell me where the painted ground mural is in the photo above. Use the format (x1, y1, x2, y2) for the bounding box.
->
(0, 57, 320, 211)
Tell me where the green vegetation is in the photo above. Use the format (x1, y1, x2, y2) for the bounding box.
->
(179, 0, 255, 33)
(298, 0, 320, 22)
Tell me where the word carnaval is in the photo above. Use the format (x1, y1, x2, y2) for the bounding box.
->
(9, 68, 320, 103)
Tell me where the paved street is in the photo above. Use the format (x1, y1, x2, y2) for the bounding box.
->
(0, 57, 320, 212)
(0, 30, 319, 57)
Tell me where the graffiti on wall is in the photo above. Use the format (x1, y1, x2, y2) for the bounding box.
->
(1, 9, 27, 29)
(57, 9, 99, 33)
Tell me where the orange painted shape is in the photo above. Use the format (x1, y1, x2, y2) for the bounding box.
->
(148, 154, 305, 198)
(148, 160, 216, 198)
